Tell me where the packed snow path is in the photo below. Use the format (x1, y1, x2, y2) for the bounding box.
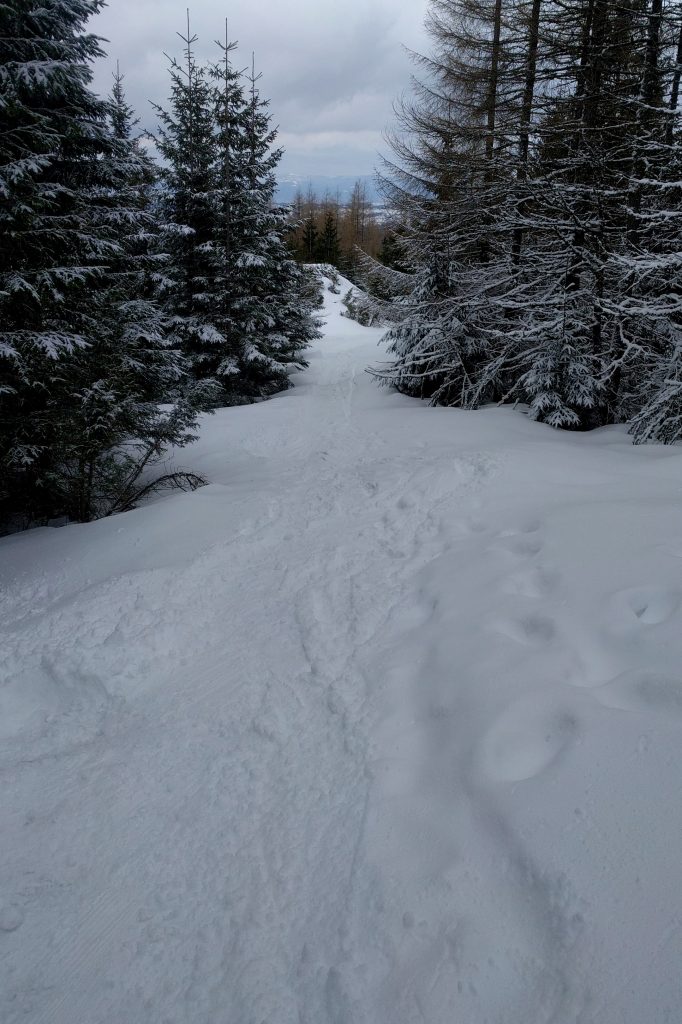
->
(2, 280, 682, 1024)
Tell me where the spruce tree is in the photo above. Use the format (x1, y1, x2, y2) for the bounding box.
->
(301, 212, 318, 261)
(0, 0, 118, 524)
(53, 67, 207, 522)
(317, 209, 340, 266)
(153, 19, 227, 388)
(225, 55, 319, 399)
(0, 4, 206, 526)
(156, 27, 320, 404)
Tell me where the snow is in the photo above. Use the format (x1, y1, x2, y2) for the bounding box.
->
(2, 277, 682, 1023)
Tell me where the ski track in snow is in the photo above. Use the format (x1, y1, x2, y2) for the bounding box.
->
(2, 278, 682, 1023)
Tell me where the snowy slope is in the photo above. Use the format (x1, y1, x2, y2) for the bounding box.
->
(2, 279, 682, 1024)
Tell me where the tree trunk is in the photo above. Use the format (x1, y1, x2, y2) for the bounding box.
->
(511, 0, 542, 267)
(666, 21, 682, 148)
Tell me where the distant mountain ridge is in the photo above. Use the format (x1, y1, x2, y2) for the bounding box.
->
(275, 174, 379, 205)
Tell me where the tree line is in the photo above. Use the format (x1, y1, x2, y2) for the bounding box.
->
(357, 0, 682, 443)
(286, 181, 389, 279)
(0, 0, 321, 530)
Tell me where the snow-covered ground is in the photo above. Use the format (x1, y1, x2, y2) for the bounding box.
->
(2, 279, 682, 1024)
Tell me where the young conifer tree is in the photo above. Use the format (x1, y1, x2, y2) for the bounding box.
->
(157, 25, 319, 404)
(153, 18, 227, 389)
(52, 67, 208, 522)
(317, 208, 341, 266)
(227, 54, 320, 398)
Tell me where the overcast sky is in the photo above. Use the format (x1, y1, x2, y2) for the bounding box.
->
(90, 0, 429, 178)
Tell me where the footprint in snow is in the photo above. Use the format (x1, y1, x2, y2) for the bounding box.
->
(596, 670, 682, 717)
(493, 522, 543, 558)
(607, 585, 680, 631)
(325, 968, 354, 1023)
(500, 535, 544, 557)
(0, 905, 24, 933)
(479, 697, 578, 783)
(499, 518, 542, 537)
(466, 518, 489, 533)
(502, 565, 559, 599)
(493, 613, 557, 646)
(388, 591, 438, 632)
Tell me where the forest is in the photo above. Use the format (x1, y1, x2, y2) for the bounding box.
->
(354, 0, 682, 443)
(3, 4, 682, 1021)
(285, 180, 387, 278)
(3, 0, 682, 536)
(0, 1, 321, 530)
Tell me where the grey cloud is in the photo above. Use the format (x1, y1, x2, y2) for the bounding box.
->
(90, 0, 428, 175)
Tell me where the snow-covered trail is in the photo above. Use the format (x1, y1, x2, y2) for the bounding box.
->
(2, 280, 682, 1023)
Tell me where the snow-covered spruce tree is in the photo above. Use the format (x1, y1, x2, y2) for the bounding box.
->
(156, 27, 319, 404)
(50, 66, 210, 522)
(0, 0, 114, 524)
(153, 21, 228, 392)
(225, 54, 320, 399)
(0, 2, 207, 528)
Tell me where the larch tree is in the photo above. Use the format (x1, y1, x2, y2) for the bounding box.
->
(368, 0, 524, 406)
(365, 0, 682, 443)
(616, 0, 682, 441)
